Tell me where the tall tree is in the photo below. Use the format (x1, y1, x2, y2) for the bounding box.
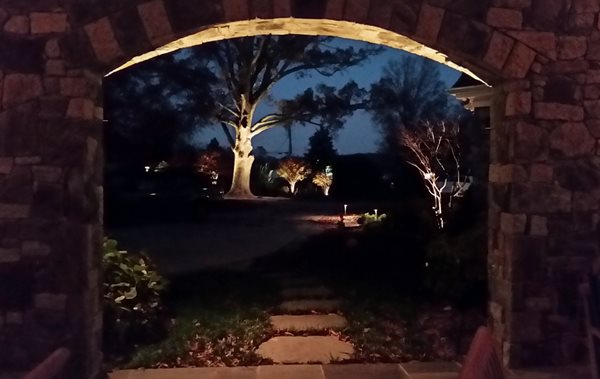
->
(157, 36, 380, 198)
(305, 127, 337, 170)
(369, 55, 459, 154)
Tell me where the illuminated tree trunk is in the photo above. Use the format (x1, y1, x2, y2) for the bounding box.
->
(323, 186, 330, 196)
(226, 114, 255, 198)
(289, 181, 297, 195)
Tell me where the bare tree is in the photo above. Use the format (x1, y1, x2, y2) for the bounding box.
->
(277, 158, 311, 195)
(312, 171, 333, 196)
(399, 121, 468, 228)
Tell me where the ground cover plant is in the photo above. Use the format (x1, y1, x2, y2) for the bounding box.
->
(119, 271, 276, 368)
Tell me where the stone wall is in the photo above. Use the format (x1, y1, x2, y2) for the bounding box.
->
(0, 0, 598, 377)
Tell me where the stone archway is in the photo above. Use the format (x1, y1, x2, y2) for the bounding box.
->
(1, 1, 598, 377)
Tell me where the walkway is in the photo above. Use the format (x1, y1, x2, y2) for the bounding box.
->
(110, 362, 460, 379)
(256, 273, 352, 364)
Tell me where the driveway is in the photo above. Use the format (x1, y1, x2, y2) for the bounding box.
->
(107, 198, 341, 276)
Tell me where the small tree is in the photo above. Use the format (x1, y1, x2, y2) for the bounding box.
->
(399, 121, 468, 229)
(195, 150, 221, 180)
(277, 158, 311, 195)
(312, 171, 333, 196)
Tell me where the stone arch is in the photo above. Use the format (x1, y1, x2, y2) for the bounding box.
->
(1, 1, 599, 378)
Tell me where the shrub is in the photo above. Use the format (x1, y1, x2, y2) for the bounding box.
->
(423, 225, 487, 307)
(103, 238, 168, 354)
(357, 211, 387, 226)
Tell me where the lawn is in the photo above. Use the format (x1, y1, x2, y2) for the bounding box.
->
(105, 200, 487, 369)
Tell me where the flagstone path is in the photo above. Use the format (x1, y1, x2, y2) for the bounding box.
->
(256, 273, 353, 364)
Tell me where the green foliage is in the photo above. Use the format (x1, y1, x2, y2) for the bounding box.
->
(423, 225, 487, 306)
(103, 238, 169, 353)
(357, 211, 387, 226)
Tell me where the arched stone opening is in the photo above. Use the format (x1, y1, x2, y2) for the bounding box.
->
(1, 1, 598, 378)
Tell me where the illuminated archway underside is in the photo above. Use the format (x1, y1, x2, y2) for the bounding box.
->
(108, 18, 489, 86)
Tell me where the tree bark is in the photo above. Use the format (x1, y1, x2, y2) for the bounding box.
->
(226, 120, 255, 198)
(289, 181, 297, 195)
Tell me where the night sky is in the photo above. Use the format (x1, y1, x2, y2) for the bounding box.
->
(190, 38, 462, 156)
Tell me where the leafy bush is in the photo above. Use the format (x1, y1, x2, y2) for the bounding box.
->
(357, 211, 387, 226)
(423, 225, 487, 307)
(103, 238, 169, 354)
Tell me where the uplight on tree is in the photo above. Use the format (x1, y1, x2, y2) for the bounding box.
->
(312, 171, 333, 196)
(399, 121, 468, 229)
(277, 158, 311, 195)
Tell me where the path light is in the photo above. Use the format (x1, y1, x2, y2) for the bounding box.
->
(374, 209, 378, 218)
(344, 204, 348, 215)
(144, 166, 150, 173)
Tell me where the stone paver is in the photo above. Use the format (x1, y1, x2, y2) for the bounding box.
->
(277, 299, 342, 313)
(280, 286, 334, 299)
(279, 277, 321, 287)
(399, 361, 460, 379)
(270, 314, 347, 332)
(257, 336, 353, 364)
(400, 362, 460, 374)
(323, 364, 406, 379)
(258, 365, 325, 379)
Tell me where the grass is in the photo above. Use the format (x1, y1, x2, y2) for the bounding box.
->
(120, 270, 277, 368)
(111, 203, 487, 368)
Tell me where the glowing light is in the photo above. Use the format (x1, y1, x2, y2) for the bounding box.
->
(144, 166, 150, 173)
(344, 204, 348, 215)
(374, 209, 378, 218)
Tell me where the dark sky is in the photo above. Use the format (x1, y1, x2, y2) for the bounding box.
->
(190, 38, 461, 156)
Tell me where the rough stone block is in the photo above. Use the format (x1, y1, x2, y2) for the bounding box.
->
(550, 122, 595, 158)
(500, 212, 527, 234)
(530, 215, 548, 236)
(6, 312, 23, 325)
(2, 74, 42, 108)
(344, 0, 369, 23)
(415, 4, 444, 42)
(487, 8, 522, 29)
(15, 156, 40, 165)
(138, 0, 174, 46)
(33, 166, 62, 183)
(84, 17, 123, 64)
(558, 36, 587, 60)
(529, 164, 553, 182)
(273, 0, 292, 18)
(514, 121, 549, 162)
(584, 85, 600, 100)
(534, 102, 584, 121)
(0, 248, 20, 263)
(45, 60, 65, 76)
(30, 12, 68, 34)
(45, 39, 60, 58)
(511, 183, 572, 213)
(506, 91, 531, 115)
(508, 31, 556, 58)
(503, 42, 536, 78)
(22, 241, 51, 256)
(34, 293, 67, 311)
(60, 77, 90, 97)
(0, 158, 14, 174)
(0, 203, 30, 219)
(66, 98, 95, 119)
(4, 16, 29, 34)
(484, 32, 515, 70)
(585, 99, 600, 118)
(324, 0, 345, 20)
(572, 0, 600, 13)
(588, 120, 600, 137)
